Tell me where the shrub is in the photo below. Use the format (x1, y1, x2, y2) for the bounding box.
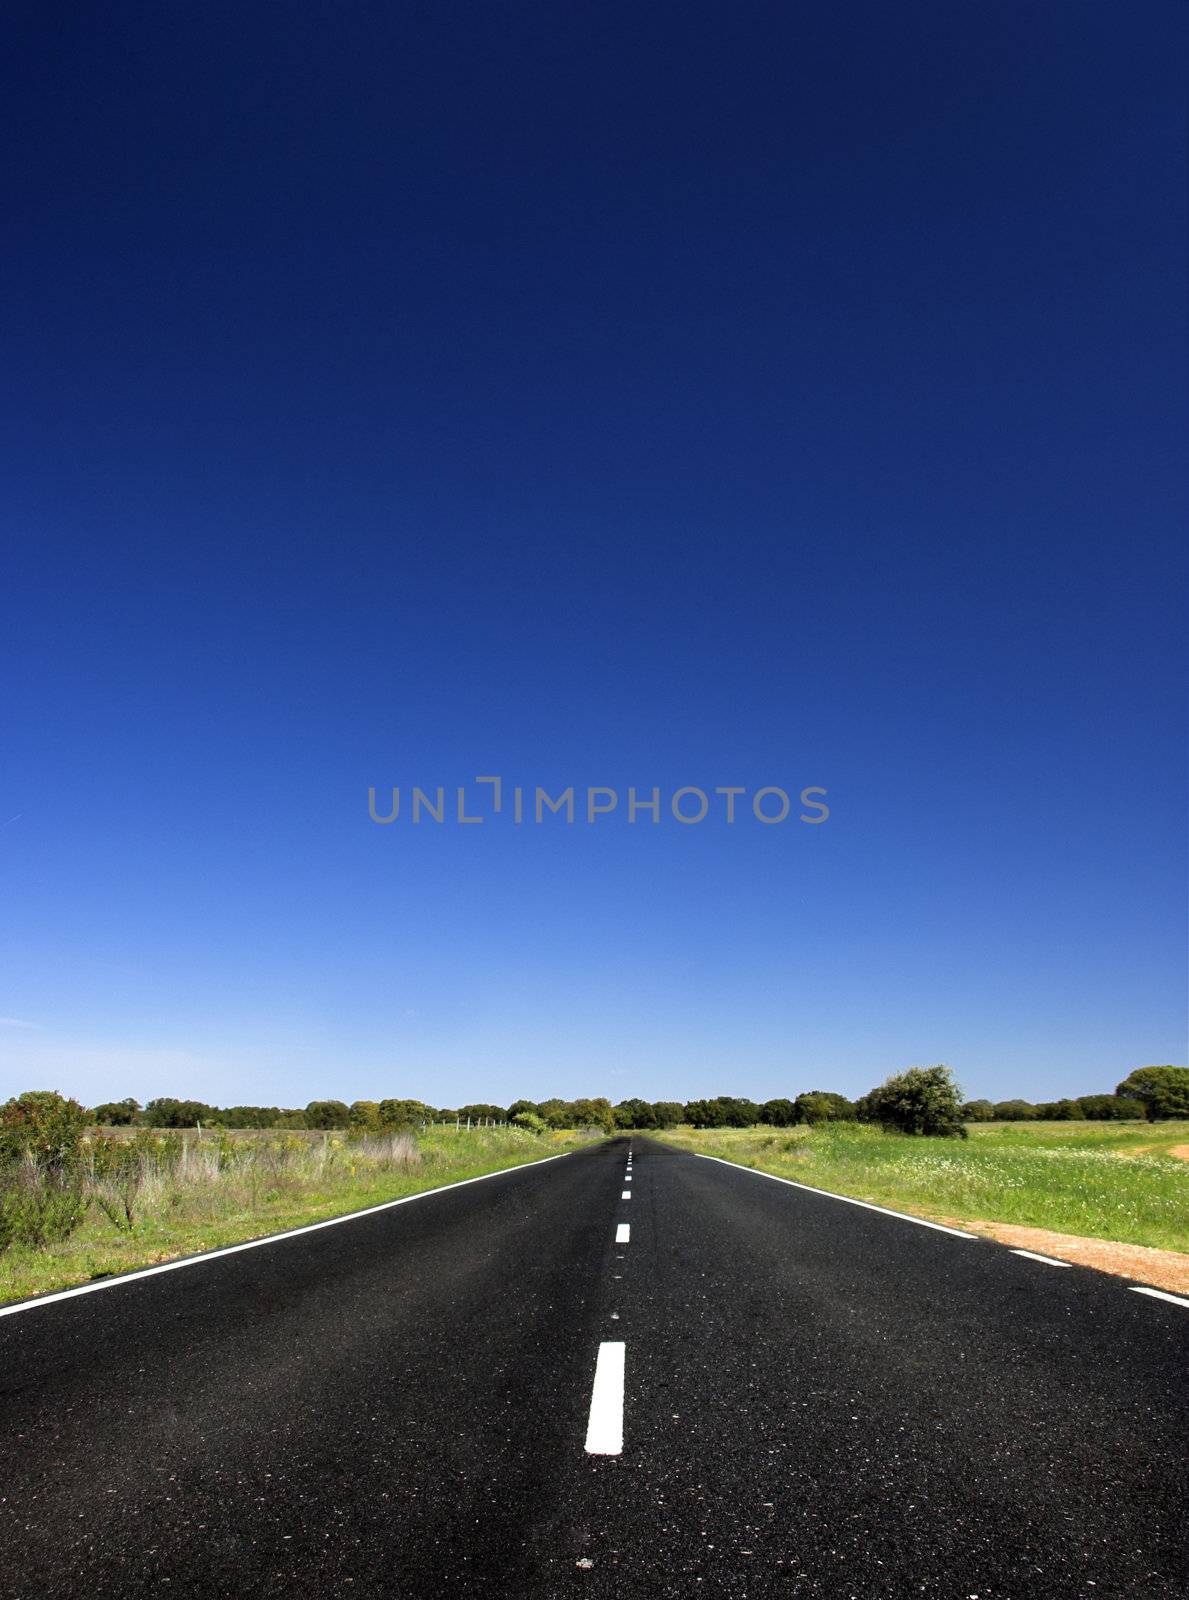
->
(0, 1090, 88, 1170)
(0, 1172, 89, 1251)
(855, 1065, 967, 1138)
(512, 1111, 548, 1135)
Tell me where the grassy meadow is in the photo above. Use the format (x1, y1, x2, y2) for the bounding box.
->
(0, 1123, 590, 1308)
(653, 1120, 1189, 1253)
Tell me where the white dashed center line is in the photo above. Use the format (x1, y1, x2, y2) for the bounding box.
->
(616, 1223, 630, 1243)
(621, 1190, 631, 1200)
(584, 1341, 625, 1455)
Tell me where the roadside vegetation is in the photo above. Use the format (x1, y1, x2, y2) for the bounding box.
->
(4, 1063, 1185, 1303)
(0, 1092, 593, 1307)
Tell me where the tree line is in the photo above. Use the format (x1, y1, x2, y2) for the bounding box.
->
(77, 1065, 1188, 1137)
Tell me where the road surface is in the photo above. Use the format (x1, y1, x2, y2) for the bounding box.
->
(0, 1137, 1185, 1598)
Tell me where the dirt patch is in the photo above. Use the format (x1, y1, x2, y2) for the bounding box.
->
(1169, 1144, 1189, 1162)
(935, 1217, 1189, 1295)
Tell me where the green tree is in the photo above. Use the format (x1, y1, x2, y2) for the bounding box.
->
(378, 1099, 431, 1127)
(506, 1099, 539, 1123)
(568, 1097, 616, 1133)
(651, 1101, 685, 1128)
(960, 1099, 996, 1122)
(511, 1110, 547, 1135)
(536, 1098, 569, 1129)
(1034, 1099, 1085, 1121)
(144, 1097, 220, 1128)
(684, 1098, 724, 1128)
(614, 1099, 657, 1129)
(1115, 1066, 1189, 1121)
(304, 1099, 351, 1130)
(794, 1090, 856, 1125)
(459, 1103, 505, 1123)
(855, 1065, 967, 1138)
(759, 1098, 798, 1127)
(222, 1105, 283, 1128)
(1076, 1094, 1133, 1121)
(349, 1100, 382, 1130)
(991, 1099, 1038, 1121)
(90, 1098, 142, 1126)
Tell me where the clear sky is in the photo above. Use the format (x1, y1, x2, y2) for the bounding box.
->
(2, 3, 1185, 1111)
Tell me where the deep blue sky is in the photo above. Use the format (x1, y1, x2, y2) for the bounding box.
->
(2, 3, 1185, 1110)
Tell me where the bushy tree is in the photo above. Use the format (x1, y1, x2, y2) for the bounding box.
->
(760, 1098, 798, 1127)
(304, 1099, 351, 1130)
(459, 1103, 505, 1123)
(1034, 1099, 1085, 1121)
(0, 1090, 89, 1169)
(1115, 1066, 1189, 1121)
(90, 1098, 142, 1126)
(684, 1096, 760, 1128)
(143, 1097, 221, 1128)
(794, 1090, 856, 1125)
(349, 1100, 382, 1130)
(992, 1099, 1038, 1121)
(651, 1101, 685, 1128)
(379, 1098, 431, 1127)
(614, 1099, 657, 1129)
(568, 1097, 616, 1133)
(1076, 1094, 1134, 1121)
(960, 1099, 996, 1122)
(511, 1110, 547, 1135)
(855, 1065, 967, 1138)
(506, 1099, 539, 1122)
(222, 1105, 285, 1128)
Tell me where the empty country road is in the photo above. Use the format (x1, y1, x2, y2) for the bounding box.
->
(0, 1138, 1185, 1600)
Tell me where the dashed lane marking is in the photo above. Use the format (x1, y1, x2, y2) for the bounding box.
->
(584, 1341, 625, 1455)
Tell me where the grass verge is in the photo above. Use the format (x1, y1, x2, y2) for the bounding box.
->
(652, 1121, 1189, 1254)
(0, 1126, 592, 1307)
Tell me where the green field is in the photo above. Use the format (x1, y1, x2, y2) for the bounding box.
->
(653, 1120, 1189, 1253)
(0, 1125, 590, 1308)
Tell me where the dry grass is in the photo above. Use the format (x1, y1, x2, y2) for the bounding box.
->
(0, 1124, 590, 1306)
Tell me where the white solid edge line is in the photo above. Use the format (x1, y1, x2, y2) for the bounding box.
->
(1010, 1249, 1071, 1267)
(615, 1222, 630, 1243)
(694, 1153, 977, 1238)
(584, 1340, 625, 1455)
(1129, 1285, 1189, 1310)
(0, 1150, 574, 1320)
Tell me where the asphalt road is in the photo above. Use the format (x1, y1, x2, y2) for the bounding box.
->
(0, 1137, 1185, 1599)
